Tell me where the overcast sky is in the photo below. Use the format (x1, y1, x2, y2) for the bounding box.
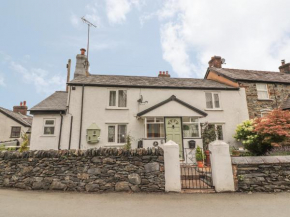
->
(1, 0, 290, 110)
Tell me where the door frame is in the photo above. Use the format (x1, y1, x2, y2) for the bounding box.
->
(164, 116, 185, 160)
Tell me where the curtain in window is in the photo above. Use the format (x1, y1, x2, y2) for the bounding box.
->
(109, 91, 116, 106)
(44, 127, 55, 135)
(118, 90, 127, 107)
(147, 124, 164, 138)
(108, 126, 115, 142)
(214, 93, 220, 108)
(205, 93, 213, 108)
(118, 125, 127, 143)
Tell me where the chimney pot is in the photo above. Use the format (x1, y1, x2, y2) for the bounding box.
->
(20, 102, 22, 106)
(158, 71, 170, 78)
(23, 101, 26, 106)
(159, 71, 162, 74)
(80, 48, 86, 55)
(282, 60, 285, 65)
(208, 55, 222, 68)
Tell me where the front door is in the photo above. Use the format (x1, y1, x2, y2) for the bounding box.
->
(165, 117, 183, 159)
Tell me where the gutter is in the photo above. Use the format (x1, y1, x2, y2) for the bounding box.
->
(68, 116, 73, 150)
(58, 112, 63, 150)
(78, 85, 85, 150)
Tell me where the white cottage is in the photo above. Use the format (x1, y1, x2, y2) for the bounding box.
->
(29, 50, 249, 162)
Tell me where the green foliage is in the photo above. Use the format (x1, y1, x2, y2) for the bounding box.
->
(201, 123, 218, 150)
(123, 134, 132, 150)
(0, 144, 6, 151)
(19, 133, 29, 153)
(234, 120, 271, 155)
(195, 146, 204, 161)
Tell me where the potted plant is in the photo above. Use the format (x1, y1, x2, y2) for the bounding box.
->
(195, 146, 204, 168)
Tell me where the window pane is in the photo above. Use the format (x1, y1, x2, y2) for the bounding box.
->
(258, 91, 269, 99)
(44, 127, 55, 135)
(191, 117, 198, 122)
(118, 90, 127, 107)
(217, 125, 223, 140)
(108, 126, 115, 142)
(147, 124, 164, 138)
(11, 127, 21, 138)
(146, 117, 154, 123)
(183, 124, 199, 137)
(182, 117, 190, 122)
(256, 84, 267, 90)
(214, 94, 220, 108)
(156, 117, 164, 123)
(45, 120, 54, 125)
(109, 91, 116, 106)
(205, 93, 213, 108)
(118, 125, 127, 143)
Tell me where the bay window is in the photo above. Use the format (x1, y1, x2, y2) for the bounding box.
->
(146, 117, 164, 138)
(109, 90, 127, 108)
(182, 117, 200, 138)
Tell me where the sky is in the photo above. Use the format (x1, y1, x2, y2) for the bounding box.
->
(1, 0, 290, 111)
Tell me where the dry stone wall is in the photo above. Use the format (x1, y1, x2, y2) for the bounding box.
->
(241, 82, 290, 119)
(0, 148, 165, 192)
(232, 156, 290, 192)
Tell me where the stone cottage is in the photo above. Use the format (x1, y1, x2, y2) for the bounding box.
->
(29, 49, 249, 163)
(205, 56, 290, 118)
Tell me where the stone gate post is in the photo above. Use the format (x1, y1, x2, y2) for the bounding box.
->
(209, 140, 235, 192)
(163, 140, 181, 192)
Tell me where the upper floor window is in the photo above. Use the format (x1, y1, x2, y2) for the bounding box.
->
(205, 92, 220, 109)
(43, 119, 55, 135)
(109, 90, 127, 108)
(256, 83, 269, 100)
(10, 126, 21, 138)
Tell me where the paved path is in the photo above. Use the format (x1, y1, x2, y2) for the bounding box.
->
(1, 189, 290, 217)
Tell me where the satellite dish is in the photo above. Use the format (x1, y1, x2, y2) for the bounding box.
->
(221, 58, 226, 64)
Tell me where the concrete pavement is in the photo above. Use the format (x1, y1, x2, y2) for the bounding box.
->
(0, 189, 290, 217)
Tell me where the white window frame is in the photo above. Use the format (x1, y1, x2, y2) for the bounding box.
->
(144, 117, 165, 139)
(205, 92, 221, 110)
(107, 124, 127, 144)
(182, 117, 201, 138)
(108, 89, 128, 109)
(43, 119, 56, 136)
(256, 83, 269, 100)
(261, 109, 271, 117)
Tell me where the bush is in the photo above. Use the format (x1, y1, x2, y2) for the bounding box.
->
(195, 146, 204, 161)
(234, 120, 272, 155)
(123, 134, 132, 150)
(19, 133, 29, 153)
(266, 146, 290, 156)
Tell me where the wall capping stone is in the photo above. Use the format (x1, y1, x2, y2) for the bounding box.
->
(232, 156, 290, 165)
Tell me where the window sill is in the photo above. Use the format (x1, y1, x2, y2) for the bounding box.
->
(257, 99, 273, 101)
(41, 135, 56, 137)
(10, 137, 20, 139)
(143, 138, 165, 140)
(106, 107, 129, 110)
(183, 137, 202, 139)
(204, 109, 223, 111)
(104, 144, 125, 147)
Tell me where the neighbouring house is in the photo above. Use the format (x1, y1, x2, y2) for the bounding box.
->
(205, 56, 290, 118)
(29, 49, 249, 163)
(0, 101, 33, 146)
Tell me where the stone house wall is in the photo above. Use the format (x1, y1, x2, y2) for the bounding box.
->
(0, 148, 165, 192)
(240, 82, 290, 119)
(232, 156, 290, 192)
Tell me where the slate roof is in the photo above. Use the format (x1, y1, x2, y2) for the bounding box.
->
(29, 91, 68, 113)
(0, 107, 32, 127)
(68, 74, 238, 90)
(207, 67, 290, 84)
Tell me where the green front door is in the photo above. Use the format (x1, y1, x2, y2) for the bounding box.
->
(165, 117, 183, 159)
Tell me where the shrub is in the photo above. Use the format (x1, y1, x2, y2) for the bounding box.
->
(266, 146, 290, 156)
(195, 146, 204, 161)
(123, 134, 132, 150)
(19, 133, 29, 153)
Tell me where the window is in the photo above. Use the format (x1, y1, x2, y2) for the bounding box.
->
(261, 109, 271, 117)
(256, 83, 269, 100)
(10, 127, 21, 138)
(109, 90, 127, 108)
(146, 117, 164, 138)
(182, 117, 200, 138)
(108, 124, 127, 143)
(43, 119, 55, 135)
(202, 123, 224, 140)
(205, 92, 220, 109)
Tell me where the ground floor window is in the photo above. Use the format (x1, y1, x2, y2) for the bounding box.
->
(182, 117, 200, 138)
(145, 117, 164, 138)
(43, 119, 55, 135)
(108, 124, 127, 143)
(10, 126, 21, 138)
(202, 123, 224, 140)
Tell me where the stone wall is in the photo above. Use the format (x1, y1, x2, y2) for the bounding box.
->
(0, 148, 165, 192)
(232, 156, 290, 192)
(241, 82, 290, 119)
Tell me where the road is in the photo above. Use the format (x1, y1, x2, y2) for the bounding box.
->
(0, 189, 290, 217)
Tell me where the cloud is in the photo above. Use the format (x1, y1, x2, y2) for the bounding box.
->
(106, 0, 144, 24)
(9, 61, 66, 94)
(0, 74, 5, 87)
(158, 0, 290, 77)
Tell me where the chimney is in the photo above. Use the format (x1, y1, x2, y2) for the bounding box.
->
(13, 101, 28, 115)
(158, 71, 171, 78)
(208, 56, 222, 68)
(279, 59, 290, 74)
(74, 48, 89, 78)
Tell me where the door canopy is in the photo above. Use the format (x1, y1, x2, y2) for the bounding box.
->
(136, 95, 208, 117)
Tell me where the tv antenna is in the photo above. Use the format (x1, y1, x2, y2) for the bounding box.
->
(81, 16, 97, 63)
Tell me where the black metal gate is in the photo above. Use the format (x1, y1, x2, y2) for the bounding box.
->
(180, 164, 214, 189)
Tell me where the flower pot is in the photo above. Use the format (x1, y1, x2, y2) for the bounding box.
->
(205, 150, 211, 166)
(197, 161, 204, 168)
(232, 150, 240, 157)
